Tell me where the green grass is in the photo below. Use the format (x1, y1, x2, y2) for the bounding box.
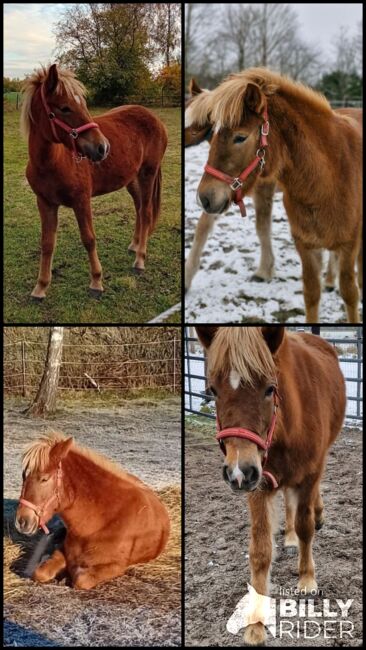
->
(4, 106, 181, 323)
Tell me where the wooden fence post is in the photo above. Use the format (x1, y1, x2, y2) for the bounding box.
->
(21, 341, 26, 397)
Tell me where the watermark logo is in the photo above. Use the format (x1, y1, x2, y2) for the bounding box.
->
(226, 584, 354, 640)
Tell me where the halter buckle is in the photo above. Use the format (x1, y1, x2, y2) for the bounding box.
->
(48, 112, 55, 120)
(230, 178, 242, 191)
(70, 129, 79, 139)
(261, 121, 269, 136)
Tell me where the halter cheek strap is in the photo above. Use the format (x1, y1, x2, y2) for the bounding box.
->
(40, 83, 99, 162)
(204, 107, 269, 217)
(216, 388, 279, 489)
(19, 463, 63, 535)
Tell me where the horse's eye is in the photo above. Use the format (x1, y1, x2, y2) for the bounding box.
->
(41, 476, 49, 483)
(265, 386, 275, 397)
(233, 135, 247, 144)
(60, 106, 71, 114)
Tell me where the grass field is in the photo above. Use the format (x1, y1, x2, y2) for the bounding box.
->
(4, 106, 181, 323)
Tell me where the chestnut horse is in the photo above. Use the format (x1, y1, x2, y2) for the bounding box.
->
(20, 64, 167, 300)
(185, 79, 338, 292)
(186, 69, 362, 322)
(15, 434, 170, 589)
(195, 326, 346, 645)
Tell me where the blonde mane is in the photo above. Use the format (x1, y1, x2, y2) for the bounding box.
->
(20, 65, 87, 139)
(208, 327, 277, 386)
(188, 67, 332, 129)
(22, 432, 143, 487)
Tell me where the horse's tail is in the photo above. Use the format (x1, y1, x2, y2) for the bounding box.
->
(150, 166, 162, 234)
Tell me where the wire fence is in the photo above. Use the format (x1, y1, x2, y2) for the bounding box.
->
(4, 338, 181, 397)
(184, 327, 363, 422)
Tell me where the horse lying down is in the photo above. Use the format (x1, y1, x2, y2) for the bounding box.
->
(15, 433, 170, 589)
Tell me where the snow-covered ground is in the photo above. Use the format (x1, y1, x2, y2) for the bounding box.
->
(184, 330, 363, 422)
(185, 142, 360, 323)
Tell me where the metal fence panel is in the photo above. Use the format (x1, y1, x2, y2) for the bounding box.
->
(184, 327, 363, 422)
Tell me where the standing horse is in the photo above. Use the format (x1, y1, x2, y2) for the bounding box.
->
(195, 326, 346, 645)
(186, 69, 362, 322)
(15, 433, 170, 589)
(20, 64, 167, 300)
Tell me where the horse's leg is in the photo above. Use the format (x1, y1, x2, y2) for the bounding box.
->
(295, 482, 318, 593)
(243, 491, 274, 646)
(314, 488, 324, 530)
(32, 549, 67, 583)
(337, 242, 360, 322)
(126, 178, 141, 254)
(252, 181, 276, 281)
(357, 242, 363, 291)
(284, 488, 299, 554)
(324, 251, 338, 292)
(71, 562, 127, 590)
(31, 197, 58, 300)
(73, 202, 104, 296)
(132, 168, 156, 273)
(185, 211, 216, 292)
(295, 242, 322, 322)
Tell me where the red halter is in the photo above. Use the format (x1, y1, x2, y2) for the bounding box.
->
(19, 463, 63, 535)
(40, 83, 99, 162)
(204, 107, 269, 217)
(216, 386, 279, 489)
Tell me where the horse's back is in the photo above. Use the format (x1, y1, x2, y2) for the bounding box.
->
(285, 332, 346, 443)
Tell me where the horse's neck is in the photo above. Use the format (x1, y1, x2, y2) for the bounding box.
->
(28, 128, 66, 168)
(59, 453, 133, 533)
(273, 96, 332, 197)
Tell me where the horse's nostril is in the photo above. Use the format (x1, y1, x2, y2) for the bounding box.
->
(244, 465, 259, 484)
(98, 143, 105, 155)
(201, 196, 210, 211)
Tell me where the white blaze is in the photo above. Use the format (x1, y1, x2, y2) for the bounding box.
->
(74, 94, 81, 105)
(229, 369, 241, 390)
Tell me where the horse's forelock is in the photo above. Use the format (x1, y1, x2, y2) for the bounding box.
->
(208, 327, 277, 387)
(22, 433, 66, 474)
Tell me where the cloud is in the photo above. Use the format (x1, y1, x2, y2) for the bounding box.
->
(4, 4, 69, 77)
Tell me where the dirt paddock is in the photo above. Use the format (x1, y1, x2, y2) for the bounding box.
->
(185, 422, 362, 647)
(4, 397, 181, 647)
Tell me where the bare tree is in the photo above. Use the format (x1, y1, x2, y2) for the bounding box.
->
(26, 327, 64, 418)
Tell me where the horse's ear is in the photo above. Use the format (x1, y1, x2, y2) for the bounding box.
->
(244, 83, 266, 115)
(189, 78, 203, 96)
(49, 437, 73, 466)
(45, 64, 59, 94)
(195, 326, 219, 349)
(261, 327, 285, 354)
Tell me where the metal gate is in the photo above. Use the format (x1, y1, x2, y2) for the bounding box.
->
(184, 327, 363, 422)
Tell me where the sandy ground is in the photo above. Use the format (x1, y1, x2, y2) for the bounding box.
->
(185, 423, 362, 647)
(185, 142, 362, 323)
(4, 397, 181, 647)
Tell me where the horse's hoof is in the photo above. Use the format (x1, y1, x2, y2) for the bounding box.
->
(251, 274, 266, 282)
(285, 545, 298, 556)
(128, 247, 136, 255)
(30, 295, 45, 303)
(133, 267, 144, 275)
(89, 288, 103, 299)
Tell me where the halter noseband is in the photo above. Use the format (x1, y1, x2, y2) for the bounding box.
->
(19, 462, 63, 535)
(216, 386, 279, 489)
(204, 106, 269, 217)
(40, 84, 99, 162)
